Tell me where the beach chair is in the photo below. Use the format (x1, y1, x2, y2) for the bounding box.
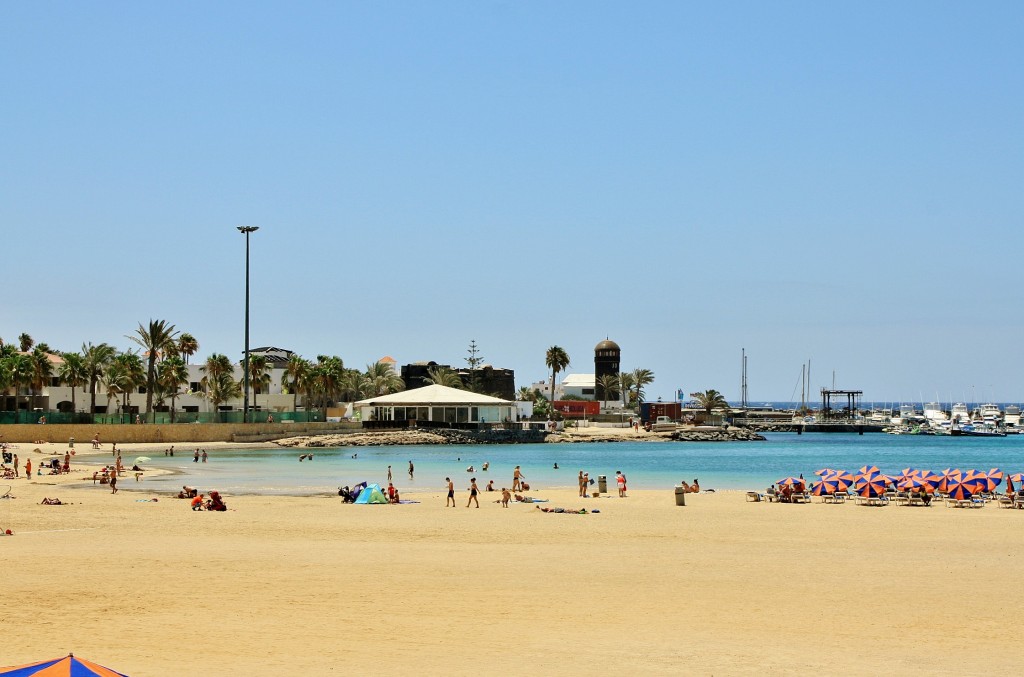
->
(745, 491, 764, 502)
(996, 495, 1015, 509)
(944, 496, 967, 508)
(894, 492, 910, 506)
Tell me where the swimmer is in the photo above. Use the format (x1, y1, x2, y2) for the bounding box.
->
(553, 462, 559, 469)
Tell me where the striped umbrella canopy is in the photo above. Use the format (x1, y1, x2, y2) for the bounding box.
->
(900, 467, 918, 480)
(1008, 472, 1024, 484)
(982, 468, 1004, 492)
(946, 475, 981, 501)
(815, 468, 836, 477)
(899, 476, 927, 491)
(917, 472, 943, 493)
(778, 476, 805, 489)
(963, 470, 988, 490)
(0, 653, 127, 676)
(858, 465, 881, 477)
(940, 467, 962, 478)
(811, 476, 841, 496)
(855, 472, 887, 498)
(882, 474, 903, 486)
(826, 470, 856, 491)
(938, 468, 964, 494)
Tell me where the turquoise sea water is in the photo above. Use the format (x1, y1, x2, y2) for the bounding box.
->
(121, 433, 1024, 496)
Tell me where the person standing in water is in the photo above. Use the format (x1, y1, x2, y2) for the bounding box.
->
(408, 460, 414, 480)
(387, 465, 393, 482)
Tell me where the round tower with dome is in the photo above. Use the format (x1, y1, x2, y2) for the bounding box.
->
(594, 338, 621, 403)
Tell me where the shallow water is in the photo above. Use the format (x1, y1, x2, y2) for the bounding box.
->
(120, 432, 1024, 496)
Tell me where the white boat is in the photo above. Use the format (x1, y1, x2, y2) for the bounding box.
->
(978, 403, 1001, 426)
(923, 402, 948, 425)
(950, 402, 970, 425)
(1004, 405, 1021, 431)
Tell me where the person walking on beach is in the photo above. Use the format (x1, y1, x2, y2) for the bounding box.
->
(446, 477, 455, 507)
(387, 465, 393, 482)
(578, 470, 585, 497)
(110, 470, 118, 494)
(512, 465, 523, 492)
(501, 487, 511, 507)
(13, 454, 18, 478)
(24, 458, 30, 480)
(408, 460, 414, 480)
(467, 477, 480, 508)
(616, 470, 627, 497)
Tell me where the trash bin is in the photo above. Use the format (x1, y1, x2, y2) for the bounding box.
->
(598, 475, 607, 493)
(674, 486, 687, 506)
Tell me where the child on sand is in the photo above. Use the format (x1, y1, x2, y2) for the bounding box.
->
(501, 488, 511, 508)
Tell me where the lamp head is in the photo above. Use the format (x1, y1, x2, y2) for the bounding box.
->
(237, 225, 259, 233)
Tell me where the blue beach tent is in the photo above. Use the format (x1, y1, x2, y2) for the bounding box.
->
(353, 483, 388, 504)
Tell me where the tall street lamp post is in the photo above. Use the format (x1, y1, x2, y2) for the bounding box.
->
(238, 225, 259, 423)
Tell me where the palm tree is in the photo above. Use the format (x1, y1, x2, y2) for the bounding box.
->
(424, 365, 463, 389)
(596, 373, 621, 410)
(129, 319, 179, 422)
(82, 342, 116, 415)
(247, 354, 271, 412)
(204, 371, 241, 422)
(516, 386, 536, 402)
(18, 333, 34, 352)
(58, 351, 89, 415)
(629, 368, 655, 405)
(363, 361, 404, 397)
(281, 354, 311, 413)
(694, 389, 729, 415)
(111, 351, 145, 416)
(338, 368, 366, 404)
(177, 333, 199, 364)
(618, 372, 636, 407)
(157, 356, 189, 423)
(200, 353, 235, 415)
(545, 346, 570, 402)
(5, 352, 33, 415)
(29, 347, 55, 412)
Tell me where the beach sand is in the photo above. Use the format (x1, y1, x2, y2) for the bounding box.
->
(1, 455, 1020, 675)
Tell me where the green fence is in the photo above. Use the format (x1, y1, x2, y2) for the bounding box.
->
(0, 410, 324, 425)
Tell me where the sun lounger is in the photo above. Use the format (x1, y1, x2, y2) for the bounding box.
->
(894, 492, 910, 506)
(945, 497, 968, 508)
(745, 491, 764, 502)
(996, 495, 1015, 508)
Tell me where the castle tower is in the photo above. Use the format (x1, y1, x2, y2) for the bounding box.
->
(594, 338, 621, 402)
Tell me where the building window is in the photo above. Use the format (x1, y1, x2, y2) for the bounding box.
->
(582, 388, 595, 395)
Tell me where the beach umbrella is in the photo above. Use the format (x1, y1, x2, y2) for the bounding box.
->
(1008, 472, 1024, 484)
(778, 477, 806, 491)
(946, 475, 980, 501)
(978, 468, 1004, 493)
(133, 456, 152, 465)
(916, 472, 943, 493)
(826, 470, 855, 491)
(882, 474, 902, 486)
(814, 468, 835, 477)
(858, 465, 881, 477)
(940, 467, 962, 478)
(0, 653, 127, 676)
(900, 467, 917, 480)
(811, 476, 840, 496)
(855, 473, 887, 498)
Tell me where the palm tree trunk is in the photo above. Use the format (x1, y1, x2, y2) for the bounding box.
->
(170, 393, 177, 424)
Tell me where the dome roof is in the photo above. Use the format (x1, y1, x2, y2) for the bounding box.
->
(594, 339, 620, 351)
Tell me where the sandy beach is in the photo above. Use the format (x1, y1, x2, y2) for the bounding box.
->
(2, 445, 1021, 675)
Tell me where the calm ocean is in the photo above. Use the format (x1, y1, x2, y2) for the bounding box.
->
(126, 432, 1024, 496)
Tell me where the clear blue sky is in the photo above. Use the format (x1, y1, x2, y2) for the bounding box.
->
(3, 1, 1022, 403)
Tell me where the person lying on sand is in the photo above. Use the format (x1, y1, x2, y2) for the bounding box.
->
(40, 497, 64, 505)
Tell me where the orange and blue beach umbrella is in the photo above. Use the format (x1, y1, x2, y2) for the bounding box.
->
(777, 476, 805, 488)
(945, 475, 980, 501)
(811, 476, 841, 496)
(857, 465, 881, 477)
(0, 654, 127, 676)
(855, 471, 887, 498)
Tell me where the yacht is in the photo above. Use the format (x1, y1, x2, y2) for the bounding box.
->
(978, 403, 1002, 426)
(1004, 405, 1021, 432)
(950, 402, 970, 426)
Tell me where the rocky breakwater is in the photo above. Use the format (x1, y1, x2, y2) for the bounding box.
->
(276, 428, 547, 448)
(671, 427, 766, 442)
